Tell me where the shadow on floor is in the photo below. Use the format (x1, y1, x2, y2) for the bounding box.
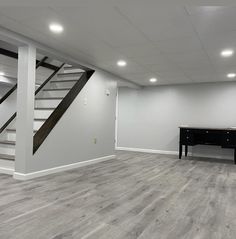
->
(182, 156, 234, 165)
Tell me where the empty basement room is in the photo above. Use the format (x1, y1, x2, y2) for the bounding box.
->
(0, 2, 236, 239)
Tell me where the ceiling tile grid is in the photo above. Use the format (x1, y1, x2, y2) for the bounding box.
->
(0, 3, 236, 86)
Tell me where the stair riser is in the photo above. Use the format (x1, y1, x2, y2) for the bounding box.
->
(8, 121, 44, 131)
(63, 69, 84, 74)
(6, 132, 37, 141)
(41, 90, 69, 98)
(35, 99, 62, 108)
(36, 68, 53, 80)
(0, 132, 7, 141)
(57, 74, 81, 80)
(50, 81, 77, 88)
(0, 145, 15, 155)
(49, 60, 63, 67)
(6, 132, 17, 141)
(34, 121, 45, 131)
(34, 110, 53, 119)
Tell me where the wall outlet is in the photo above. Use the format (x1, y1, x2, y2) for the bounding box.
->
(93, 138, 97, 144)
(105, 89, 110, 96)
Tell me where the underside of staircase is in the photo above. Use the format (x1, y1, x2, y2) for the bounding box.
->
(0, 52, 95, 175)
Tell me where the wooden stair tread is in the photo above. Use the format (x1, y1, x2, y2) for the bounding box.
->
(0, 140, 15, 145)
(63, 66, 81, 69)
(43, 88, 71, 91)
(50, 79, 79, 83)
(0, 153, 15, 161)
(35, 107, 55, 110)
(6, 129, 37, 133)
(35, 97, 63, 100)
(34, 118, 46, 121)
(57, 72, 83, 76)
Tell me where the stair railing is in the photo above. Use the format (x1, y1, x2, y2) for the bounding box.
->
(33, 69, 95, 153)
(0, 63, 65, 135)
(0, 56, 48, 104)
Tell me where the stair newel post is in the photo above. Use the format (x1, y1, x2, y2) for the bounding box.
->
(15, 45, 36, 176)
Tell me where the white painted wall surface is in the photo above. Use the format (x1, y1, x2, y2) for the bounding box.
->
(117, 82, 236, 160)
(29, 69, 117, 173)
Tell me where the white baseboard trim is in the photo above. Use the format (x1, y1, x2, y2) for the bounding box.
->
(116, 147, 233, 160)
(116, 147, 178, 155)
(0, 167, 14, 175)
(13, 155, 116, 180)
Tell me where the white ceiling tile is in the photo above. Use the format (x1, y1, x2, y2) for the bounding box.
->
(155, 70, 188, 79)
(166, 51, 213, 71)
(145, 62, 181, 73)
(116, 3, 195, 41)
(183, 67, 216, 78)
(155, 36, 202, 54)
(0, 6, 51, 21)
(98, 60, 150, 75)
(200, 31, 236, 72)
(121, 72, 169, 86)
(0, 3, 235, 86)
(115, 44, 161, 58)
(200, 29, 236, 51)
(187, 6, 236, 35)
(52, 5, 149, 48)
(131, 54, 172, 66)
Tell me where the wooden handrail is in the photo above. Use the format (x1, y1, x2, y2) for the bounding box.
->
(0, 84, 17, 105)
(0, 56, 49, 104)
(35, 63, 64, 95)
(36, 56, 48, 68)
(0, 63, 65, 134)
(0, 113, 16, 134)
(33, 70, 95, 153)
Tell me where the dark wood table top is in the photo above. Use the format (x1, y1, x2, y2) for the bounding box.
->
(179, 126, 236, 131)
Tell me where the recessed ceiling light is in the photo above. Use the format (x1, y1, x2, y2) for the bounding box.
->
(221, 49, 234, 57)
(49, 23, 64, 34)
(0, 71, 5, 76)
(227, 73, 236, 78)
(117, 60, 127, 67)
(149, 78, 157, 83)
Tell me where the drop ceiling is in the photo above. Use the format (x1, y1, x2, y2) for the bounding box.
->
(0, 1, 236, 86)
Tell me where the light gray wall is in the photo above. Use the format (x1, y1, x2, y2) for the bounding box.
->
(117, 82, 236, 160)
(30, 69, 117, 173)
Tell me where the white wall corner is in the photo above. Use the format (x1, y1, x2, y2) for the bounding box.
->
(13, 155, 116, 180)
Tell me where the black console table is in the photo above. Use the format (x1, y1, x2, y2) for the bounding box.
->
(179, 126, 236, 164)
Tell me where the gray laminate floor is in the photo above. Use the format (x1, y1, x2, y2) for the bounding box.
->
(0, 151, 236, 239)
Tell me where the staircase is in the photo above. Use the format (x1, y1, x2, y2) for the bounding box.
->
(0, 64, 94, 174)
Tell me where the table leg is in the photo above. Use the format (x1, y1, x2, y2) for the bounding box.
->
(234, 148, 236, 165)
(179, 143, 182, 159)
(185, 145, 188, 157)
